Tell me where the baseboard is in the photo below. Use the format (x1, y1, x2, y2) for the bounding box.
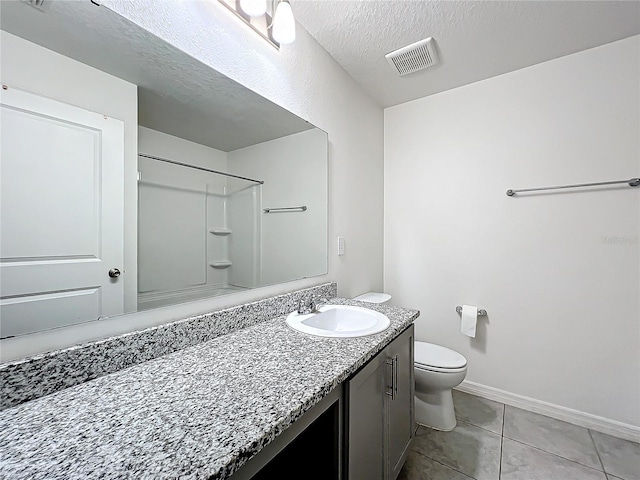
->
(456, 380, 640, 444)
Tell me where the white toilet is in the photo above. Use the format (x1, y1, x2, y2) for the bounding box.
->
(354, 293, 468, 431)
(414, 341, 467, 431)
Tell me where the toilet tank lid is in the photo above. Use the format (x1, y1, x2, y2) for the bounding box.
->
(415, 342, 467, 369)
(353, 292, 391, 303)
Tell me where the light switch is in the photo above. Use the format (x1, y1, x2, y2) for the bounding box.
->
(338, 237, 345, 256)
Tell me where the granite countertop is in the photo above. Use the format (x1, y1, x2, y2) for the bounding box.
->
(0, 299, 418, 479)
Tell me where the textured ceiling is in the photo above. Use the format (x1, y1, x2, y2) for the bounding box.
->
(291, 0, 640, 107)
(0, 1, 312, 152)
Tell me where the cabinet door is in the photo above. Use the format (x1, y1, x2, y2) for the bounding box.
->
(346, 351, 386, 480)
(386, 325, 415, 480)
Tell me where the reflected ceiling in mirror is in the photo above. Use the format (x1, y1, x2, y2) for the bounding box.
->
(0, 1, 328, 338)
(2, 1, 312, 150)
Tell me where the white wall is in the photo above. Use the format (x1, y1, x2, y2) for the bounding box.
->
(0, 31, 139, 313)
(229, 129, 328, 285)
(138, 126, 227, 172)
(385, 37, 640, 428)
(0, 2, 384, 360)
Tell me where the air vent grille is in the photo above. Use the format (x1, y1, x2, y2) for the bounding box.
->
(385, 37, 439, 76)
(22, 0, 50, 11)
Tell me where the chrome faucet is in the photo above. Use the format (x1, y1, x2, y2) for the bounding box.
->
(297, 297, 312, 314)
(297, 297, 328, 314)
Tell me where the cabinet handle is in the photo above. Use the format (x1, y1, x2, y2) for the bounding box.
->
(386, 358, 395, 398)
(393, 355, 399, 398)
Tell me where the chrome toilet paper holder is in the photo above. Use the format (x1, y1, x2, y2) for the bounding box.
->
(456, 306, 487, 316)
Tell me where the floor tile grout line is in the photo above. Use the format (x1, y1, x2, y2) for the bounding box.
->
(453, 396, 624, 479)
(422, 407, 502, 480)
(456, 417, 503, 437)
(453, 394, 506, 433)
(588, 428, 608, 474)
(498, 435, 504, 480)
(499, 402, 506, 479)
(439, 396, 633, 480)
(504, 436, 610, 474)
(411, 449, 478, 480)
(501, 402, 606, 473)
(457, 391, 640, 448)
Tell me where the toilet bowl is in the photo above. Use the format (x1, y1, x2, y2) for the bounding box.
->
(414, 341, 467, 431)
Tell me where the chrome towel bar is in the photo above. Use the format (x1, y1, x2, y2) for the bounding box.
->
(456, 306, 487, 316)
(506, 177, 640, 196)
(263, 206, 307, 213)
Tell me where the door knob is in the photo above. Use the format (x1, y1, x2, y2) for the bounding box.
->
(108, 268, 121, 278)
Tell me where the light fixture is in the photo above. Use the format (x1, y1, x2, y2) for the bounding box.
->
(272, 0, 296, 45)
(239, 0, 267, 17)
(218, 0, 296, 48)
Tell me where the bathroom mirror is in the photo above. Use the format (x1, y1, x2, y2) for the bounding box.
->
(0, 1, 328, 338)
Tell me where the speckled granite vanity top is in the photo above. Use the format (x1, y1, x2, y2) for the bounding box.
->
(0, 298, 418, 479)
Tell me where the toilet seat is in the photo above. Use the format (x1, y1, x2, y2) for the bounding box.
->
(415, 342, 467, 371)
(415, 363, 467, 374)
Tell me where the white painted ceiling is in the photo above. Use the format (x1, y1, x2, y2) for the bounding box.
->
(291, 0, 640, 107)
(0, 1, 313, 152)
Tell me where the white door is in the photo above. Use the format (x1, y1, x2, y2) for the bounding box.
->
(0, 85, 125, 338)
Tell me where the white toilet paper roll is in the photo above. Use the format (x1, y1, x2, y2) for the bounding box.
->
(461, 305, 478, 338)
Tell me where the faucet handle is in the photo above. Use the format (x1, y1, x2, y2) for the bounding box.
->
(310, 298, 328, 312)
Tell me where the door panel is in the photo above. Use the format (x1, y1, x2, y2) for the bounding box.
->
(0, 86, 125, 338)
(1, 287, 101, 337)
(1, 107, 100, 258)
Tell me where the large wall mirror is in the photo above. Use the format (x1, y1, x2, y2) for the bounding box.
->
(0, 1, 328, 339)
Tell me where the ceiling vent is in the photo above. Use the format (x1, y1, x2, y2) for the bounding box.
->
(385, 37, 439, 76)
(22, 0, 50, 11)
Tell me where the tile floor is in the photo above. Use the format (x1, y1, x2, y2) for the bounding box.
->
(398, 390, 640, 480)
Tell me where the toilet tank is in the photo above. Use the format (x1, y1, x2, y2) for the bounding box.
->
(353, 292, 391, 304)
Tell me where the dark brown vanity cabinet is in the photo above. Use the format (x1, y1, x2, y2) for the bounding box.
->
(345, 325, 415, 480)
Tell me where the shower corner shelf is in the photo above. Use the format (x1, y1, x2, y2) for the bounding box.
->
(210, 229, 232, 236)
(210, 261, 232, 269)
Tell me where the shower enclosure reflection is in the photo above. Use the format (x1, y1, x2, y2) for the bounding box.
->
(137, 126, 328, 310)
(138, 151, 261, 310)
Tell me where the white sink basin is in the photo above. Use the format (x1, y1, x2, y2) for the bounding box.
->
(286, 304, 390, 338)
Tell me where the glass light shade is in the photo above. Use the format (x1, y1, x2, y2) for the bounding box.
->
(239, 0, 267, 17)
(272, 1, 296, 45)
